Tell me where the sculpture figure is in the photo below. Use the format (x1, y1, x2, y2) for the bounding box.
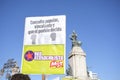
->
(70, 31, 82, 47)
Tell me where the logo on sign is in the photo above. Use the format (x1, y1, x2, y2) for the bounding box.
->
(24, 51, 34, 61)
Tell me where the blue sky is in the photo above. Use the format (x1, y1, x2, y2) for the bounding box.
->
(0, 0, 120, 80)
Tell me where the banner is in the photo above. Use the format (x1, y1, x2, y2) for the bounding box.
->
(21, 15, 66, 74)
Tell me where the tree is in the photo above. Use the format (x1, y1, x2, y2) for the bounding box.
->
(66, 64, 72, 76)
(0, 59, 20, 80)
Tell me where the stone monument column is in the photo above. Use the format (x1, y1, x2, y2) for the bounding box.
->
(68, 31, 88, 80)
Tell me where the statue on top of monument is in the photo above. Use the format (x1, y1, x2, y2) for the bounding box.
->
(70, 30, 82, 47)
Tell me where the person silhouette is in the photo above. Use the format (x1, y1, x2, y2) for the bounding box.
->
(50, 33, 56, 41)
(31, 34, 36, 44)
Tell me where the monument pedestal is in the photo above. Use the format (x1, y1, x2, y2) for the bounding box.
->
(68, 46, 88, 80)
(66, 31, 89, 80)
